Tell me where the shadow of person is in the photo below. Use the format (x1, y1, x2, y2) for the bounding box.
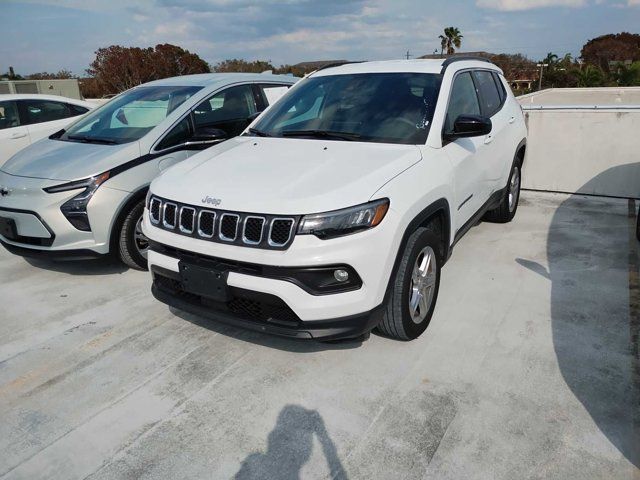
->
(532, 163, 640, 467)
(235, 405, 348, 480)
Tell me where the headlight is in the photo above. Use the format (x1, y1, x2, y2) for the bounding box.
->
(297, 198, 389, 239)
(43, 172, 110, 231)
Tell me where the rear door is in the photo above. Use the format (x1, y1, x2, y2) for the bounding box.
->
(0, 101, 30, 164)
(443, 71, 492, 231)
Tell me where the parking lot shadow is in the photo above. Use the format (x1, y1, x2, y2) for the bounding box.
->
(522, 163, 640, 468)
(24, 256, 128, 276)
(235, 405, 348, 480)
(170, 307, 366, 353)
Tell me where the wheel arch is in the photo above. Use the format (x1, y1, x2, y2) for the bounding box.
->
(108, 185, 150, 254)
(382, 198, 452, 304)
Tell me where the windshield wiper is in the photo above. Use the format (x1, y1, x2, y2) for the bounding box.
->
(281, 130, 361, 141)
(246, 127, 271, 137)
(67, 134, 118, 145)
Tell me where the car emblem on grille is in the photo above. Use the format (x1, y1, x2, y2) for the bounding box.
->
(0, 187, 10, 197)
(201, 195, 221, 206)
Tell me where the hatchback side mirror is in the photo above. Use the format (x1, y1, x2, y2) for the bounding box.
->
(445, 115, 492, 140)
(187, 127, 227, 146)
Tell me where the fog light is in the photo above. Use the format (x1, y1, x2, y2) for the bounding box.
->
(334, 269, 349, 282)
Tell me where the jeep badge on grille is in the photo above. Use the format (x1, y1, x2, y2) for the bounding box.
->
(201, 196, 221, 206)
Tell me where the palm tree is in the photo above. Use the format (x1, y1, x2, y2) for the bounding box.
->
(439, 27, 463, 57)
(543, 52, 558, 66)
(576, 64, 604, 87)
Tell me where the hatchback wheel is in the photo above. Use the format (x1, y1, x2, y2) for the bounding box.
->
(117, 199, 149, 270)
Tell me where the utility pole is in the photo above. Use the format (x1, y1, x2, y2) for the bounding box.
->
(536, 63, 548, 91)
(405, 50, 412, 60)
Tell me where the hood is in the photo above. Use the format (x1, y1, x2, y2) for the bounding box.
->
(152, 137, 422, 214)
(1, 138, 140, 181)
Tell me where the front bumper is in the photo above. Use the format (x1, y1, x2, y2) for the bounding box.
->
(0, 171, 131, 256)
(151, 264, 383, 340)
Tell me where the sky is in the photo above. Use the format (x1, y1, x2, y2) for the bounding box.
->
(1, 0, 639, 76)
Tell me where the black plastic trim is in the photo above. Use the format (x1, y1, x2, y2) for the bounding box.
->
(151, 271, 382, 341)
(0, 206, 55, 246)
(0, 239, 104, 260)
(149, 240, 363, 295)
(440, 56, 493, 74)
(453, 187, 505, 246)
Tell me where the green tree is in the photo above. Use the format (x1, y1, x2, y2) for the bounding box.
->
(212, 59, 275, 73)
(438, 27, 463, 56)
(576, 64, 605, 87)
(26, 69, 74, 80)
(612, 61, 640, 86)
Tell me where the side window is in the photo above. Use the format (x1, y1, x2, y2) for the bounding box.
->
(444, 72, 480, 134)
(492, 72, 507, 103)
(21, 100, 72, 125)
(0, 101, 20, 130)
(260, 84, 290, 106)
(193, 85, 257, 130)
(68, 104, 90, 116)
(473, 70, 502, 117)
(156, 116, 192, 151)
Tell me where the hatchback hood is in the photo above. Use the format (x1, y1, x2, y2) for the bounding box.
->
(152, 137, 422, 214)
(1, 138, 140, 181)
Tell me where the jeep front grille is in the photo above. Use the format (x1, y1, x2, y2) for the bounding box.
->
(149, 196, 298, 250)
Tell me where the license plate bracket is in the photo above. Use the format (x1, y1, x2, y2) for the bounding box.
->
(0, 217, 18, 241)
(179, 262, 229, 302)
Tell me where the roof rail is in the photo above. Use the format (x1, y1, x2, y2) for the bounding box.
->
(440, 56, 493, 74)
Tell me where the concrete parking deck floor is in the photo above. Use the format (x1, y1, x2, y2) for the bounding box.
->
(0, 191, 638, 480)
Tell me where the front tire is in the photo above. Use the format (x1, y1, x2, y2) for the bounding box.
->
(117, 199, 149, 270)
(485, 159, 522, 223)
(377, 227, 441, 340)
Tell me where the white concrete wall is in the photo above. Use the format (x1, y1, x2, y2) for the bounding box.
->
(519, 88, 640, 198)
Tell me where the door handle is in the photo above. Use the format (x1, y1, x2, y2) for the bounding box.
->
(508, 116, 516, 124)
(484, 135, 493, 145)
(10, 132, 27, 139)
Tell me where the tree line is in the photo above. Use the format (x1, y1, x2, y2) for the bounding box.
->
(3, 31, 639, 98)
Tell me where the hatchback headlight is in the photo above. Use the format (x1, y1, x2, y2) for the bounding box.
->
(297, 199, 389, 239)
(43, 172, 110, 231)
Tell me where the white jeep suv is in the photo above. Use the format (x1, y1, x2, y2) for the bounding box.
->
(144, 58, 527, 341)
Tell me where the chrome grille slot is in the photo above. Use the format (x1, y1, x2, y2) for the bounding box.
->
(179, 207, 195, 234)
(149, 196, 297, 249)
(243, 216, 265, 245)
(269, 218, 294, 246)
(197, 210, 216, 238)
(219, 213, 239, 241)
(149, 198, 162, 224)
(163, 202, 177, 229)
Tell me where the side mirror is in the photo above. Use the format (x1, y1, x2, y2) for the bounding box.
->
(187, 127, 227, 146)
(445, 115, 492, 140)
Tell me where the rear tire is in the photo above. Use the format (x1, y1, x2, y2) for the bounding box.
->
(485, 159, 522, 223)
(117, 199, 149, 270)
(377, 226, 441, 340)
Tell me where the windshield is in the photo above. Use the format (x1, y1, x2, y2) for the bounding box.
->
(250, 73, 442, 145)
(61, 85, 202, 144)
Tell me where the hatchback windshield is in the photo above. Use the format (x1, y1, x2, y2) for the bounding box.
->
(61, 85, 202, 145)
(250, 73, 442, 145)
